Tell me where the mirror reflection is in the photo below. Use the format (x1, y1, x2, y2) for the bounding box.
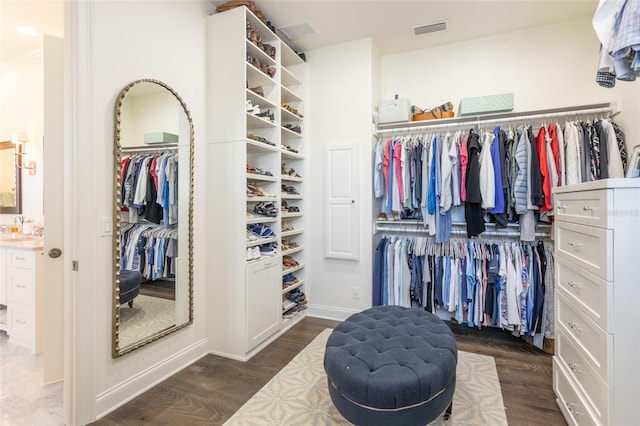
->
(0, 141, 22, 214)
(113, 79, 193, 357)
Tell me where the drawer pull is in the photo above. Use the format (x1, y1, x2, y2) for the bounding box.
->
(567, 282, 582, 289)
(557, 204, 566, 210)
(16, 283, 26, 288)
(567, 241, 582, 248)
(582, 206, 594, 211)
(567, 322, 582, 332)
(566, 402, 583, 417)
(568, 362, 583, 375)
(15, 256, 26, 261)
(16, 319, 26, 325)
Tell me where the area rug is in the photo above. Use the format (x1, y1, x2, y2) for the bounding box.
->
(118, 294, 175, 348)
(225, 328, 507, 426)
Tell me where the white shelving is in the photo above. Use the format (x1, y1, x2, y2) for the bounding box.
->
(208, 6, 306, 361)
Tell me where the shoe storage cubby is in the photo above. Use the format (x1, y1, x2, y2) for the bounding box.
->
(208, 6, 307, 360)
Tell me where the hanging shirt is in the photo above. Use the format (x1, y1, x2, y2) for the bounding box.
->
(465, 130, 485, 237)
(490, 126, 505, 214)
(374, 140, 385, 198)
(450, 133, 461, 207)
(479, 131, 495, 210)
(528, 126, 545, 207)
(564, 122, 582, 185)
(602, 119, 625, 177)
(514, 127, 529, 215)
(535, 126, 552, 211)
(440, 133, 454, 213)
(460, 134, 469, 202)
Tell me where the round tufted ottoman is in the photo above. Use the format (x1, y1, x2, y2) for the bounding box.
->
(324, 306, 457, 426)
(119, 269, 142, 308)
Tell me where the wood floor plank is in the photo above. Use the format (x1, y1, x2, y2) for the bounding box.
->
(92, 316, 566, 425)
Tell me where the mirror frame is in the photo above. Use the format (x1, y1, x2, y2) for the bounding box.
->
(0, 141, 22, 214)
(112, 79, 194, 357)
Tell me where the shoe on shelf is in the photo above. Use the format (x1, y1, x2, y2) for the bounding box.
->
(247, 230, 258, 241)
(247, 163, 259, 174)
(281, 222, 294, 232)
(249, 86, 264, 97)
(259, 242, 278, 256)
(283, 273, 298, 286)
(255, 167, 273, 176)
(287, 206, 300, 213)
(248, 224, 275, 238)
(281, 162, 302, 178)
(246, 247, 254, 260)
(254, 201, 278, 217)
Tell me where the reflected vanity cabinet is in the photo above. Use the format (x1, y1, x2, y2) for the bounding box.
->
(207, 6, 307, 360)
(552, 179, 640, 426)
(0, 245, 43, 353)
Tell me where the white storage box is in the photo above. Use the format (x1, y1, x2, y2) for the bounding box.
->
(144, 132, 179, 144)
(376, 98, 412, 123)
(458, 93, 514, 116)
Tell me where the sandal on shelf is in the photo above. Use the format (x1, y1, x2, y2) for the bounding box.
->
(281, 223, 294, 232)
(247, 183, 263, 197)
(282, 145, 298, 153)
(281, 184, 299, 195)
(288, 206, 300, 213)
(254, 201, 278, 217)
(281, 200, 289, 212)
(247, 224, 275, 238)
(249, 86, 264, 97)
(247, 163, 259, 174)
(281, 163, 301, 178)
(255, 167, 273, 176)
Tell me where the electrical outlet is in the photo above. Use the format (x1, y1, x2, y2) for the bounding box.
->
(352, 286, 361, 300)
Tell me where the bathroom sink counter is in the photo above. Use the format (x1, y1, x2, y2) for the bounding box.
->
(0, 238, 44, 250)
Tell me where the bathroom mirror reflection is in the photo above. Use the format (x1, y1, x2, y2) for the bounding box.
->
(112, 79, 194, 357)
(0, 141, 22, 214)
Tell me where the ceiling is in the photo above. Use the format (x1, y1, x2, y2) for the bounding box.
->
(1, 1, 597, 63)
(216, 0, 599, 56)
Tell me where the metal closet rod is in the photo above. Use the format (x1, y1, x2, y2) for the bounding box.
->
(375, 224, 551, 239)
(375, 103, 613, 135)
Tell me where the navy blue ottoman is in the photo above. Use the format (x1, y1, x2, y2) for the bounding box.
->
(119, 269, 142, 308)
(324, 306, 457, 426)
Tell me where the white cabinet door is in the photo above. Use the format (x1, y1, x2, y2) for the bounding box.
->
(0, 247, 6, 306)
(246, 256, 281, 351)
(325, 146, 359, 261)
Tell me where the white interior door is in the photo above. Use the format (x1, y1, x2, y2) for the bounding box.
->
(42, 35, 64, 384)
(324, 146, 359, 261)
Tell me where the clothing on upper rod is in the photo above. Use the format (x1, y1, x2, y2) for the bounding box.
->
(373, 116, 627, 242)
(121, 151, 179, 226)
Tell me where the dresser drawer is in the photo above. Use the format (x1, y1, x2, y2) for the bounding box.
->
(7, 249, 36, 270)
(6, 266, 35, 305)
(555, 189, 610, 228)
(557, 328, 609, 423)
(554, 358, 599, 426)
(556, 256, 611, 332)
(555, 222, 611, 281)
(556, 291, 610, 379)
(8, 302, 35, 336)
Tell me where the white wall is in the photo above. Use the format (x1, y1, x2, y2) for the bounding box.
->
(0, 57, 45, 225)
(381, 17, 611, 115)
(306, 38, 376, 320)
(74, 1, 211, 420)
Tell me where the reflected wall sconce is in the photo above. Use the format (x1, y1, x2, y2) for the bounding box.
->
(11, 132, 37, 176)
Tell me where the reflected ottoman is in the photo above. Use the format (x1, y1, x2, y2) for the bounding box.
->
(119, 269, 142, 308)
(324, 306, 457, 426)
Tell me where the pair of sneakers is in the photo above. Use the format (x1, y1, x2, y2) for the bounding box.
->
(260, 242, 277, 256)
(246, 246, 262, 261)
(283, 273, 298, 287)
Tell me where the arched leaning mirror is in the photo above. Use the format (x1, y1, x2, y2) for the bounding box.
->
(112, 79, 194, 357)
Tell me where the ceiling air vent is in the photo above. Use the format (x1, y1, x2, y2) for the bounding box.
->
(278, 22, 315, 40)
(413, 21, 447, 36)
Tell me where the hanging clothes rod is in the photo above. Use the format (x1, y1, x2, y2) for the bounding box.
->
(119, 145, 180, 153)
(374, 102, 612, 135)
(375, 224, 551, 239)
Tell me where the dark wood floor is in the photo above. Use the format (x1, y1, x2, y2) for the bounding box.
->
(92, 316, 566, 426)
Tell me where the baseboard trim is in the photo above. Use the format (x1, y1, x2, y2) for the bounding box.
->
(307, 304, 359, 322)
(95, 338, 209, 419)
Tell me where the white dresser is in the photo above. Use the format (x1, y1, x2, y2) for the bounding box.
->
(553, 179, 640, 426)
(0, 240, 43, 353)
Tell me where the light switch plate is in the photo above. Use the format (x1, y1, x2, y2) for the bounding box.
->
(99, 217, 112, 237)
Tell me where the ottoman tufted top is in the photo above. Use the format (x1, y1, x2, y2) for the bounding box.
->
(324, 305, 457, 410)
